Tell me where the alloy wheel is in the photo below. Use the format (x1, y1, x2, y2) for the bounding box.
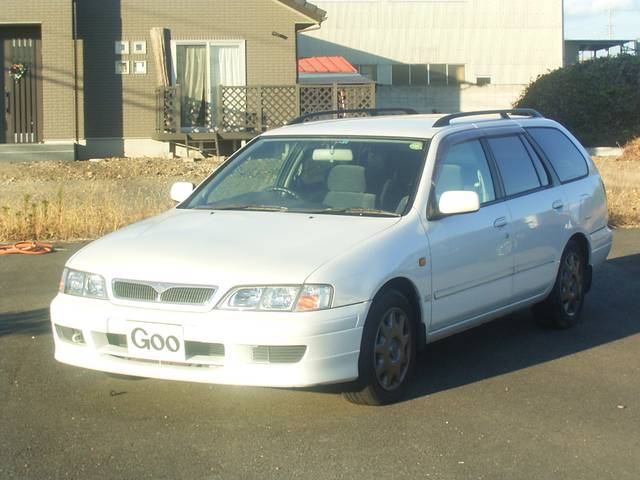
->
(373, 307, 411, 391)
(560, 251, 583, 317)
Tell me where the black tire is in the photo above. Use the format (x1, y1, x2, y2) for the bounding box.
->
(533, 240, 586, 329)
(343, 289, 417, 406)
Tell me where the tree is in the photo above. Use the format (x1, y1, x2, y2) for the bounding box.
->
(514, 55, 640, 147)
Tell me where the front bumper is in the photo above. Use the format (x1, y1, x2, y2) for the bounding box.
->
(50, 294, 368, 388)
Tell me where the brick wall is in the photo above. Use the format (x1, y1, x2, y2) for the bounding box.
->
(78, 0, 315, 139)
(1, 0, 76, 142)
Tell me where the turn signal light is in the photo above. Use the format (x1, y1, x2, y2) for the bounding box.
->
(296, 294, 320, 311)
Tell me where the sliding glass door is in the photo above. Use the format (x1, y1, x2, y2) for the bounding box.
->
(175, 44, 207, 129)
(173, 40, 245, 132)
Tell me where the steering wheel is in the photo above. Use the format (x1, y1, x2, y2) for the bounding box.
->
(266, 186, 301, 200)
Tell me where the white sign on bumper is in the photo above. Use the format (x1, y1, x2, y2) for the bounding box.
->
(126, 321, 186, 362)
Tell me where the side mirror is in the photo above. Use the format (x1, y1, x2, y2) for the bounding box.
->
(170, 182, 195, 203)
(438, 190, 480, 216)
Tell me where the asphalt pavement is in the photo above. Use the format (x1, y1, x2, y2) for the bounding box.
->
(1, 231, 639, 479)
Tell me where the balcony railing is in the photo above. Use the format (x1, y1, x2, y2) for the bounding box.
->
(155, 83, 376, 140)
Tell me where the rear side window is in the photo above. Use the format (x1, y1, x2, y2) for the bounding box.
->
(527, 127, 589, 182)
(487, 135, 542, 196)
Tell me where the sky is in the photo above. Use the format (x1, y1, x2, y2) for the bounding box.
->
(565, 0, 640, 39)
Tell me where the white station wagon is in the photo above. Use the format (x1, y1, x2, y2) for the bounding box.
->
(51, 109, 612, 405)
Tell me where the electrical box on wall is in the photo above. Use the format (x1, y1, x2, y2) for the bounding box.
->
(115, 60, 129, 75)
(114, 41, 129, 55)
(133, 60, 147, 75)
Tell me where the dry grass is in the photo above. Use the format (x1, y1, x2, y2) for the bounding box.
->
(1, 184, 172, 241)
(593, 156, 640, 228)
(620, 137, 640, 162)
(591, 136, 640, 228)
(0, 157, 221, 242)
(0, 148, 638, 243)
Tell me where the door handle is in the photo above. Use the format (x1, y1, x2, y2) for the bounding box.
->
(5, 92, 9, 115)
(552, 200, 564, 210)
(493, 217, 508, 228)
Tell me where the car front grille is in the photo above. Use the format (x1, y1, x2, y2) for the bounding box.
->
(112, 279, 217, 306)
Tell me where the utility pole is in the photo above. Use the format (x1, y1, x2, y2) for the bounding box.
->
(607, 3, 613, 39)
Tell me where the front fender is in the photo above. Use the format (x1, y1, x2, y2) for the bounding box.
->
(304, 210, 431, 323)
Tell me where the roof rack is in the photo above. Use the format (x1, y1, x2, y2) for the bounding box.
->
(432, 109, 544, 128)
(287, 108, 418, 125)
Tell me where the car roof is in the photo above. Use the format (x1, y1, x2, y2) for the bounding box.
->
(264, 114, 444, 139)
(263, 114, 558, 140)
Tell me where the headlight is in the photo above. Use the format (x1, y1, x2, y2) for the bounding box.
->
(218, 285, 333, 312)
(59, 268, 108, 300)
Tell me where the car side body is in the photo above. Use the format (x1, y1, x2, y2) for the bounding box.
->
(295, 115, 611, 338)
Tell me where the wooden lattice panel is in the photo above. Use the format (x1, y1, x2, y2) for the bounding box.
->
(342, 85, 376, 111)
(260, 86, 298, 129)
(213, 84, 376, 133)
(220, 87, 259, 132)
(156, 86, 180, 133)
(299, 86, 334, 115)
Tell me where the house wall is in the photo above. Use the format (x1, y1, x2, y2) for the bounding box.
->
(376, 84, 527, 113)
(0, 1, 77, 143)
(77, 0, 314, 156)
(299, 0, 564, 112)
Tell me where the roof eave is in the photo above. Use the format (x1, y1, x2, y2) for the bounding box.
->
(277, 0, 327, 24)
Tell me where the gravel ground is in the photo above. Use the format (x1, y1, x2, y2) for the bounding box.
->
(0, 157, 222, 184)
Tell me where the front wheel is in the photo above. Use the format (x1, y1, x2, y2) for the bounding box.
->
(343, 289, 417, 405)
(533, 240, 586, 329)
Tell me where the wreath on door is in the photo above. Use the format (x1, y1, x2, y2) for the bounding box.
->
(9, 63, 28, 81)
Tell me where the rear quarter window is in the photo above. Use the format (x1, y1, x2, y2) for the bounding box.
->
(486, 135, 542, 197)
(526, 127, 589, 183)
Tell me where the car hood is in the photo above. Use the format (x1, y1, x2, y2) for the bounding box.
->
(68, 209, 401, 286)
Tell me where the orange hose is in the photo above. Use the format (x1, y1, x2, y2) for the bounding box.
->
(0, 241, 54, 255)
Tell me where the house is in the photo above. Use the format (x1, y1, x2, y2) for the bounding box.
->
(2, 0, 349, 161)
(298, 0, 565, 114)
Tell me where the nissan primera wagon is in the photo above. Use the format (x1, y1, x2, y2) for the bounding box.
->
(51, 109, 612, 405)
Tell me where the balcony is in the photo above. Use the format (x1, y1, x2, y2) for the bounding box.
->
(154, 83, 376, 143)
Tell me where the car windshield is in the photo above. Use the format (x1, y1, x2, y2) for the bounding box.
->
(181, 137, 429, 216)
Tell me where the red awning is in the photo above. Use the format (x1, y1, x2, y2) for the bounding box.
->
(298, 56, 358, 74)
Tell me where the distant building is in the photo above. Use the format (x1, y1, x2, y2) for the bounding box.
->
(564, 39, 639, 66)
(299, 0, 564, 113)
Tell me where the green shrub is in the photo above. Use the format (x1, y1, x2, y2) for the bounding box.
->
(514, 55, 640, 147)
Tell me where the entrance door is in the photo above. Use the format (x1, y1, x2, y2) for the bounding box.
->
(1, 26, 43, 144)
(172, 40, 246, 132)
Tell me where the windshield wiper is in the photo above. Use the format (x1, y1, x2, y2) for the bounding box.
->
(200, 204, 289, 212)
(305, 207, 400, 218)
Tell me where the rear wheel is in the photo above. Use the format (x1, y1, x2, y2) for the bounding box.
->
(343, 289, 417, 405)
(533, 240, 586, 329)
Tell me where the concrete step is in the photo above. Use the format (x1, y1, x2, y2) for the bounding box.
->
(0, 142, 76, 162)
